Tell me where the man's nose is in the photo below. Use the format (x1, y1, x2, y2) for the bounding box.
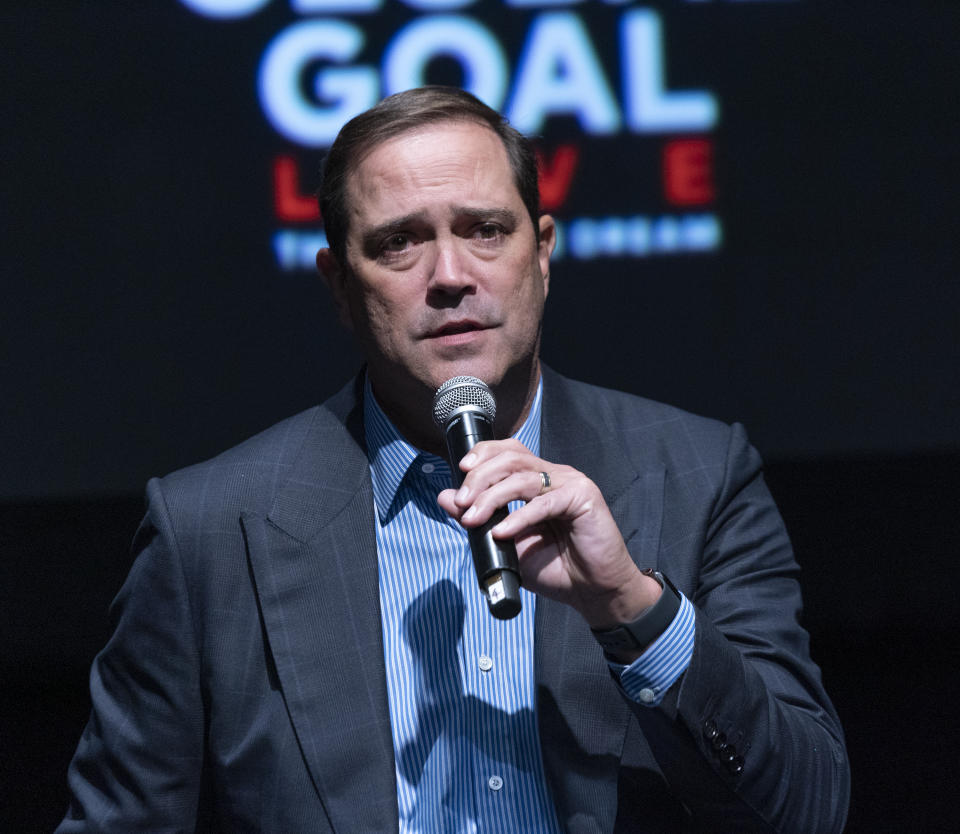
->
(427, 241, 475, 296)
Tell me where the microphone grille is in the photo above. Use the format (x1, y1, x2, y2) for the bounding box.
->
(433, 376, 496, 427)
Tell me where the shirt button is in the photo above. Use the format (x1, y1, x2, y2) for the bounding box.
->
(488, 775, 503, 791)
(478, 654, 494, 672)
(638, 687, 657, 704)
(421, 462, 435, 474)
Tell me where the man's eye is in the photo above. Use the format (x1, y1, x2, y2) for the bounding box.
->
(475, 223, 503, 240)
(383, 233, 410, 252)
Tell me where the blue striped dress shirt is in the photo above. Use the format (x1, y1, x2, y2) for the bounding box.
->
(364, 375, 695, 832)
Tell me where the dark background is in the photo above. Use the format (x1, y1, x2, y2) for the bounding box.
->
(2, 1, 958, 830)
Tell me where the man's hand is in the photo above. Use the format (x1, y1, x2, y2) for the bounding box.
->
(436, 439, 662, 633)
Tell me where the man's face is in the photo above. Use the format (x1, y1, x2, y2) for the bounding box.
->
(319, 120, 555, 427)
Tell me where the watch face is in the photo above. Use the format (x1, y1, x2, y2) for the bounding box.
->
(593, 627, 641, 652)
(591, 569, 681, 653)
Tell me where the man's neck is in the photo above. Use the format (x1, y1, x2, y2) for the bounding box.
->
(368, 362, 542, 458)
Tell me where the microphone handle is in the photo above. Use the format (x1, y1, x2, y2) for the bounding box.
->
(444, 410, 522, 620)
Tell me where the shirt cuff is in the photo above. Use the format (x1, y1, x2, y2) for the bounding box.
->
(607, 592, 695, 707)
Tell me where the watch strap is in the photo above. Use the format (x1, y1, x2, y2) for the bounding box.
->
(590, 569, 682, 653)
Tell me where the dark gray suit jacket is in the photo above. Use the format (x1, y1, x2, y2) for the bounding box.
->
(59, 368, 849, 833)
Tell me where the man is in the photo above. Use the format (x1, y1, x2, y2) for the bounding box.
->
(59, 87, 849, 832)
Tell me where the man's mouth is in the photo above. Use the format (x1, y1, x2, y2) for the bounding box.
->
(426, 320, 488, 338)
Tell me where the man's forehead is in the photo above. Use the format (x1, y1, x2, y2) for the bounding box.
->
(344, 120, 519, 220)
(353, 116, 503, 168)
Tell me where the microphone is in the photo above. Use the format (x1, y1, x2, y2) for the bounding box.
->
(433, 376, 522, 620)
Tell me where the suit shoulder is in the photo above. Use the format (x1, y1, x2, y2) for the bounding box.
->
(544, 370, 763, 508)
(548, 372, 736, 444)
(149, 396, 354, 525)
(543, 370, 758, 483)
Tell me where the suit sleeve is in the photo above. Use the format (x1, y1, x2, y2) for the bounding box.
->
(627, 423, 850, 833)
(57, 479, 206, 832)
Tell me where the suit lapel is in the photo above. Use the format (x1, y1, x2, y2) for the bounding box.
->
(536, 369, 666, 833)
(242, 384, 399, 834)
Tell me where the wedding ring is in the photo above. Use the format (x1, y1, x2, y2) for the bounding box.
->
(539, 471, 551, 494)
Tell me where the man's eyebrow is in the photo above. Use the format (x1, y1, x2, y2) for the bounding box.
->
(453, 206, 520, 227)
(360, 212, 427, 249)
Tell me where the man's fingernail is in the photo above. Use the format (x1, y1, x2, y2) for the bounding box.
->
(456, 486, 469, 503)
(462, 453, 477, 467)
(463, 506, 478, 521)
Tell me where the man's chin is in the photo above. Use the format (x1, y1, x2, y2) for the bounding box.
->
(429, 356, 540, 401)
(373, 346, 538, 399)
(427, 360, 504, 391)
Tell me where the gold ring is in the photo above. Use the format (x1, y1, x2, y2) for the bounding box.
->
(539, 471, 551, 493)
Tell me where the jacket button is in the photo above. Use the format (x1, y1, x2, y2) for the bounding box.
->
(719, 744, 737, 763)
(703, 720, 719, 741)
(710, 730, 727, 751)
(727, 755, 745, 775)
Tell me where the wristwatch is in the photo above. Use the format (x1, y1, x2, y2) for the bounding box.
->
(590, 569, 682, 653)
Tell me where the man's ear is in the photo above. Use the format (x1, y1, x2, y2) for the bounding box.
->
(316, 247, 353, 330)
(538, 214, 557, 299)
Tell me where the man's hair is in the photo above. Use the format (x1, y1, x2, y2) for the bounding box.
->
(318, 86, 541, 264)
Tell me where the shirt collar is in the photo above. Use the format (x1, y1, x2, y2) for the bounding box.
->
(364, 374, 543, 522)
